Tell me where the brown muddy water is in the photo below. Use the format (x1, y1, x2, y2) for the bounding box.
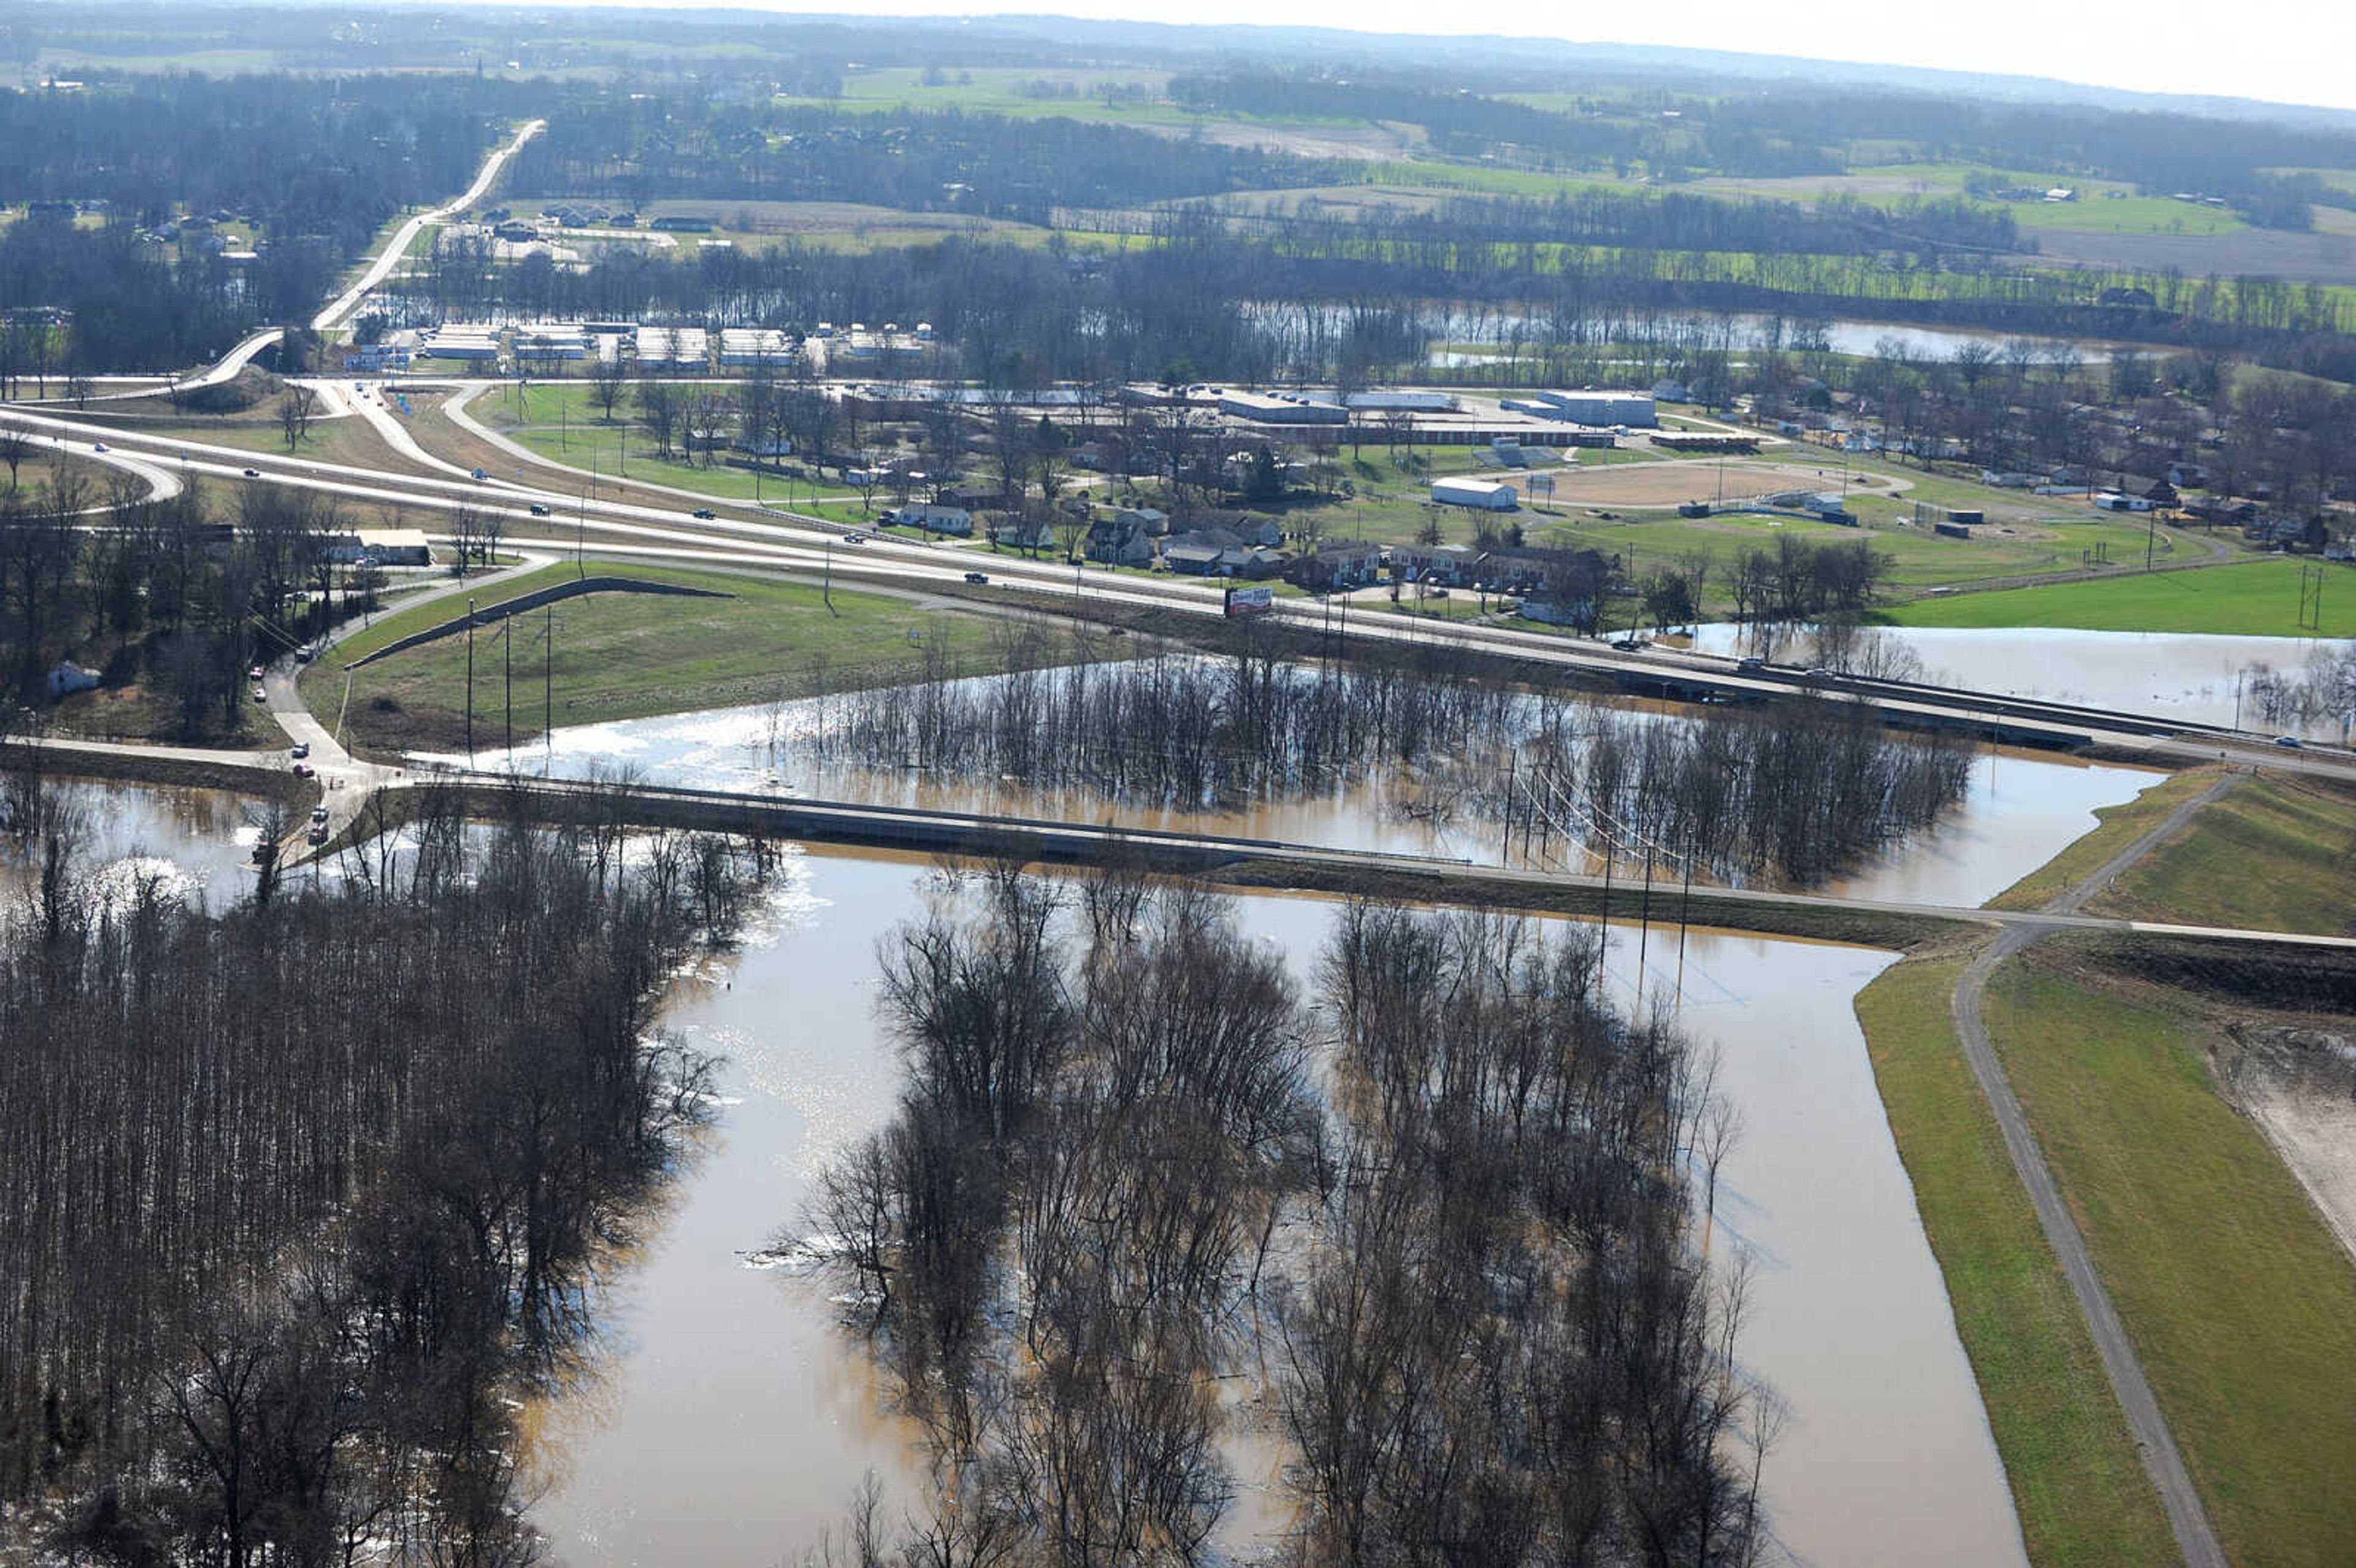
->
(525, 844, 2043, 1568)
(60, 755, 2129, 1567)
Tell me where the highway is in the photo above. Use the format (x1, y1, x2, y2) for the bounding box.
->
(12, 386, 2351, 781)
(309, 119, 545, 334)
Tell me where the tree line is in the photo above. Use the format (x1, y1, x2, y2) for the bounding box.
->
(799, 870, 1769, 1566)
(787, 632, 1972, 886)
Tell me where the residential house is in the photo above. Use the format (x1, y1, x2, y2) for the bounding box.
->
(1115, 505, 1171, 536)
(1084, 515, 1154, 568)
(1390, 542, 1478, 586)
(988, 515, 1060, 553)
(893, 504, 974, 537)
(1284, 540, 1383, 591)
(45, 662, 99, 698)
(1161, 529, 1284, 578)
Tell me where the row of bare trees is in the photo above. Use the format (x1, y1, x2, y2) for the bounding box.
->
(0, 780, 771, 1566)
(799, 869, 1767, 1566)
(793, 632, 1971, 885)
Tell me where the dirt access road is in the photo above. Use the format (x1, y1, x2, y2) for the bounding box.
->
(1951, 774, 2240, 1568)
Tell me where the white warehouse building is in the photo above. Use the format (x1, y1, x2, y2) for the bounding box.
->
(1534, 390, 1657, 428)
(1431, 476, 1519, 510)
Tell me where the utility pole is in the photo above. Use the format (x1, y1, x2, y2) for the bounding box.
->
(2146, 509, 2158, 572)
(504, 613, 514, 762)
(823, 537, 833, 610)
(544, 602, 553, 768)
(464, 597, 475, 764)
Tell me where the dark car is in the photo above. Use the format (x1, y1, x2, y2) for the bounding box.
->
(964, 571, 990, 585)
(2276, 735, 2304, 749)
(691, 508, 717, 520)
(528, 503, 550, 517)
(1736, 656, 1765, 673)
(242, 467, 261, 478)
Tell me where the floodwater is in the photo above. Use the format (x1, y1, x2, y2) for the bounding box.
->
(41, 758, 2129, 1567)
(428, 686, 2158, 911)
(525, 845, 2039, 1568)
(490, 690, 2155, 1567)
(1422, 313, 2119, 369)
(1690, 621, 2354, 741)
(0, 778, 264, 910)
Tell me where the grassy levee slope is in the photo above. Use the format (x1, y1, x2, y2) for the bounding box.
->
(1886, 557, 2356, 637)
(306, 560, 1006, 755)
(1854, 955, 2177, 1567)
(1984, 956, 2356, 1568)
(2083, 774, 2356, 935)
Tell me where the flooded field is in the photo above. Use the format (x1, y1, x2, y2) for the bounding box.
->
(0, 778, 264, 909)
(1692, 621, 2354, 741)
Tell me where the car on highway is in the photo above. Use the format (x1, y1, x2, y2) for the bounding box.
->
(1736, 656, 1765, 673)
(1609, 637, 1647, 651)
(844, 532, 867, 544)
(241, 467, 260, 478)
(1804, 667, 1834, 682)
(528, 503, 550, 517)
(691, 508, 717, 520)
(2276, 735, 2304, 748)
(290, 742, 310, 759)
(91, 442, 107, 453)
(964, 571, 990, 585)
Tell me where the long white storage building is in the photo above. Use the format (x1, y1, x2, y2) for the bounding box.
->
(1431, 477, 1519, 510)
(1530, 390, 1657, 427)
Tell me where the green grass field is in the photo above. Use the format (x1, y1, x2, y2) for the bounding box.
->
(2085, 776, 2356, 935)
(1854, 955, 2177, 1568)
(1888, 556, 2356, 637)
(307, 560, 1005, 755)
(1985, 955, 2356, 1568)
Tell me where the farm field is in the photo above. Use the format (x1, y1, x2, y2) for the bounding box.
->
(1886, 556, 2356, 637)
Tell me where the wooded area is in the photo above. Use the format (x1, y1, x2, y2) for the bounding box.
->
(0, 781, 769, 1565)
(801, 870, 1766, 1564)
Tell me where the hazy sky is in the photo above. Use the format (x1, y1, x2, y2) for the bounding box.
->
(601, 0, 2356, 114)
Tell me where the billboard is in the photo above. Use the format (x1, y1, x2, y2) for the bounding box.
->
(1223, 585, 1274, 617)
